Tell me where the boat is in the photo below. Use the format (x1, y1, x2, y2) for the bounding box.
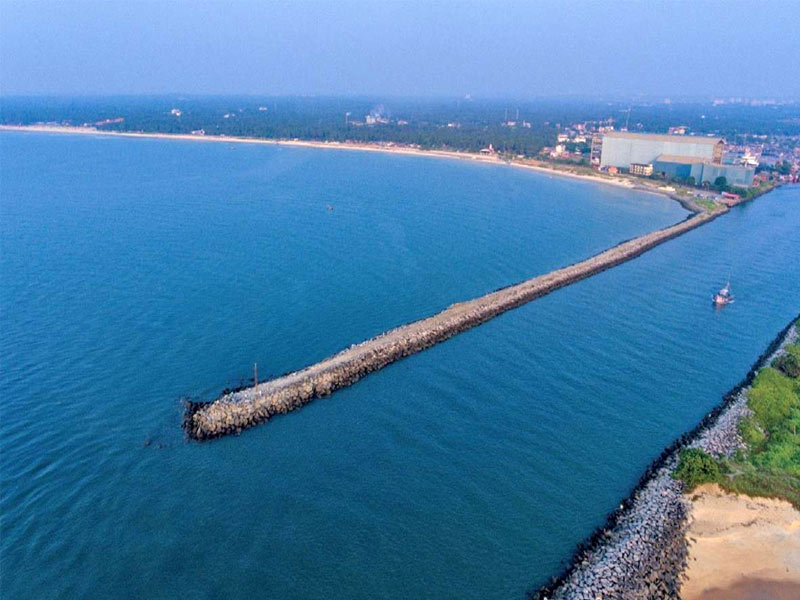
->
(713, 282, 734, 306)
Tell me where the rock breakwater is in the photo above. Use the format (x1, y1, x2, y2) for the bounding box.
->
(530, 314, 799, 600)
(184, 212, 718, 440)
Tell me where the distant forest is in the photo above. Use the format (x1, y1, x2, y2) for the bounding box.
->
(3, 96, 799, 157)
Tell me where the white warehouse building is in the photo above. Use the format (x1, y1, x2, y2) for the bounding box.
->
(600, 132, 724, 169)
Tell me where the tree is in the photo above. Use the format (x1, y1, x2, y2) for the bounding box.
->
(686, 176, 696, 187)
(673, 448, 721, 490)
(713, 176, 728, 191)
(773, 352, 800, 378)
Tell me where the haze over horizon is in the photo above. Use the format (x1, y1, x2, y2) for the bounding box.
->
(2, 0, 799, 100)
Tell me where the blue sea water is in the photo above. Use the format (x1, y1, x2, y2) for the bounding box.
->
(1, 132, 798, 599)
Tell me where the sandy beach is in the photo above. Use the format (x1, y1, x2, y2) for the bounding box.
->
(0, 124, 648, 195)
(682, 484, 800, 600)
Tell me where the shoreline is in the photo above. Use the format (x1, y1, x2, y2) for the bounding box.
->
(0, 124, 687, 207)
(530, 314, 800, 600)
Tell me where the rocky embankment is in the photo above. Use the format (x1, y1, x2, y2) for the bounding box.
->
(531, 316, 798, 600)
(184, 211, 717, 440)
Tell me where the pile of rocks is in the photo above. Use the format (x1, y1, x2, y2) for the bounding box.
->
(537, 460, 690, 600)
(185, 212, 717, 440)
(688, 392, 749, 458)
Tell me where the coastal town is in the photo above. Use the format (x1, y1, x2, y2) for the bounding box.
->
(541, 116, 800, 206)
(5, 97, 798, 211)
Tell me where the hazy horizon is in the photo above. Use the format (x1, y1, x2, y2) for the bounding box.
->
(3, 0, 800, 99)
(2, 93, 798, 103)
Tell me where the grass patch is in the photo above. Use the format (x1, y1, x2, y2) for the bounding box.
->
(717, 461, 800, 507)
(693, 197, 717, 212)
(722, 328, 800, 507)
(675, 321, 800, 508)
(745, 367, 799, 433)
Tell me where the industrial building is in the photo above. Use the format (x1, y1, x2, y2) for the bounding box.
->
(652, 156, 755, 187)
(600, 131, 725, 169)
(600, 132, 723, 168)
(651, 155, 705, 180)
(601, 132, 754, 187)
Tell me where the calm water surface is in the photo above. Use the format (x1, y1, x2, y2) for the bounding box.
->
(1, 132, 798, 599)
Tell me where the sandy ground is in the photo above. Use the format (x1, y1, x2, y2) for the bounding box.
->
(682, 484, 800, 600)
(0, 124, 646, 193)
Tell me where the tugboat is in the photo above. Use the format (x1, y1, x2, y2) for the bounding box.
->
(713, 282, 734, 306)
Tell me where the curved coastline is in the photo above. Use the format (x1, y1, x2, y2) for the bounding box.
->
(529, 313, 800, 600)
(0, 124, 676, 201)
(10, 124, 772, 215)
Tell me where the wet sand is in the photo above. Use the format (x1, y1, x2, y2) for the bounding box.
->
(682, 484, 800, 600)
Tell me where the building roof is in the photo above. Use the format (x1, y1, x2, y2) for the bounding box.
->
(604, 132, 724, 145)
(655, 154, 707, 164)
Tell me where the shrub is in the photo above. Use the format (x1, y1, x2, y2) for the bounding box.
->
(773, 345, 800, 378)
(718, 328, 800, 508)
(746, 367, 797, 432)
(673, 448, 721, 490)
(739, 416, 766, 448)
(752, 428, 800, 477)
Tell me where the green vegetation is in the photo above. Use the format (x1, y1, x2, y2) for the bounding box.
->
(693, 197, 717, 212)
(728, 184, 765, 200)
(773, 343, 800, 378)
(673, 448, 722, 490)
(719, 464, 800, 505)
(746, 367, 799, 436)
(713, 176, 728, 191)
(673, 321, 800, 507)
(776, 160, 793, 176)
(5, 97, 800, 158)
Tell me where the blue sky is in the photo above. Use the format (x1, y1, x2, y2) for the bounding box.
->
(2, 0, 798, 98)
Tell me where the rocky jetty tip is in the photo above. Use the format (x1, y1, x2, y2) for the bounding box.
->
(183, 210, 720, 441)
